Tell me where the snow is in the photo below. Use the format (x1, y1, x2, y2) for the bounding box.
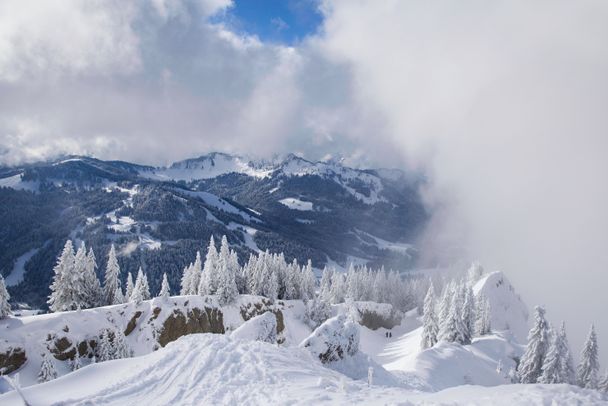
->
(356, 230, 413, 255)
(279, 197, 314, 211)
(1, 333, 605, 406)
(178, 189, 261, 223)
(473, 271, 530, 343)
(139, 154, 273, 182)
(5, 248, 39, 287)
(231, 312, 277, 343)
(0, 174, 39, 192)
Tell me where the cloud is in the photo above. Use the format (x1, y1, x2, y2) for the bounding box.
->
(318, 0, 608, 364)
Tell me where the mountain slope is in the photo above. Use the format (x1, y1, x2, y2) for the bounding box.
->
(0, 154, 427, 308)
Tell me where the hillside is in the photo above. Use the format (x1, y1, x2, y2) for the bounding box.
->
(0, 153, 427, 308)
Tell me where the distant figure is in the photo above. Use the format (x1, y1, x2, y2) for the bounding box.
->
(385, 332, 388, 338)
(389, 332, 392, 338)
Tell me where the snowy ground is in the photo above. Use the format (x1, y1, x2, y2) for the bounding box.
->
(1, 334, 605, 406)
(1, 272, 606, 405)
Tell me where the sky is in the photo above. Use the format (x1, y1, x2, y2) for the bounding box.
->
(1, 0, 608, 366)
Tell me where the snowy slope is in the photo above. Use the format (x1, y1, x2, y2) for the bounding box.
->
(1, 333, 605, 406)
(473, 271, 530, 343)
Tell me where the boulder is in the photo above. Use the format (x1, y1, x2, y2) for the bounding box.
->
(232, 312, 277, 343)
(300, 314, 359, 363)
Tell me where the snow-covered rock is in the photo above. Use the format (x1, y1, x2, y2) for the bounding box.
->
(231, 312, 277, 343)
(300, 314, 360, 363)
(473, 271, 530, 343)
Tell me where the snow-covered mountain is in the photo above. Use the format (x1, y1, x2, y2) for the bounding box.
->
(0, 268, 603, 405)
(0, 153, 426, 309)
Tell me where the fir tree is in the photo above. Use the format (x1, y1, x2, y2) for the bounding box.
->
(577, 324, 599, 389)
(97, 329, 113, 362)
(82, 247, 101, 308)
(199, 236, 219, 295)
(113, 285, 125, 305)
(113, 329, 131, 359)
(558, 321, 576, 384)
(216, 237, 238, 305)
(539, 328, 565, 384)
(0, 275, 11, 318)
(305, 295, 332, 329)
(48, 240, 76, 312)
(329, 271, 345, 304)
(421, 283, 438, 349)
(475, 294, 491, 336)
(103, 244, 121, 306)
(300, 260, 316, 301)
(125, 272, 134, 301)
(518, 306, 550, 383)
(141, 272, 151, 300)
(38, 352, 58, 383)
(180, 263, 194, 295)
(461, 285, 475, 343)
(319, 267, 333, 302)
(130, 268, 145, 305)
(159, 273, 170, 300)
(599, 370, 608, 393)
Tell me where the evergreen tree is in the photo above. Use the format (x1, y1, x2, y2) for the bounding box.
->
(72, 243, 90, 309)
(130, 268, 145, 305)
(319, 267, 333, 302)
(599, 371, 608, 393)
(71, 353, 82, 371)
(180, 263, 194, 295)
(437, 281, 453, 336)
(97, 329, 113, 362)
(461, 285, 475, 343)
(305, 295, 332, 329)
(216, 236, 238, 305)
(0, 275, 11, 318)
(518, 306, 550, 383)
(466, 261, 484, 285)
(125, 272, 134, 300)
(141, 272, 151, 300)
(329, 271, 345, 304)
(199, 236, 219, 295)
(103, 244, 121, 306)
(48, 240, 76, 312)
(300, 260, 316, 301)
(577, 324, 599, 389)
(421, 283, 438, 349)
(188, 251, 202, 295)
(113, 329, 131, 359)
(558, 321, 576, 384)
(82, 247, 101, 308)
(475, 294, 491, 336)
(113, 285, 125, 305)
(159, 273, 170, 300)
(38, 352, 57, 383)
(284, 259, 301, 300)
(539, 328, 565, 384)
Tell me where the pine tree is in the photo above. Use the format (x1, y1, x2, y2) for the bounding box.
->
(189, 251, 202, 295)
(216, 237, 238, 305)
(97, 329, 113, 362)
(48, 240, 76, 312)
(599, 370, 608, 393)
(71, 353, 82, 371)
(461, 285, 475, 343)
(72, 243, 90, 309)
(300, 260, 316, 301)
(319, 267, 333, 302)
(125, 272, 134, 300)
(475, 294, 491, 336)
(180, 263, 194, 295)
(305, 295, 332, 329)
(421, 283, 438, 349)
(329, 271, 345, 304)
(103, 244, 121, 306)
(141, 272, 151, 300)
(38, 352, 57, 382)
(518, 306, 550, 383)
(539, 328, 564, 384)
(113, 328, 131, 359)
(81, 247, 101, 308)
(159, 273, 170, 300)
(577, 324, 599, 389)
(113, 285, 125, 305)
(558, 321, 576, 384)
(0, 275, 11, 318)
(437, 281, 453, 337)
(199, 236, 219, 295)
(284, 259, 301, 300)
(130, 268, 145, 305)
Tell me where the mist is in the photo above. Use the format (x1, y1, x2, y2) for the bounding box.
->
(319, 0, 608, 364)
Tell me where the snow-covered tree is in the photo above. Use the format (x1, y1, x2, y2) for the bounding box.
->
(158, 273, 170, 300)
(284, 259, 301, 300)
(461, 285, 475, 343)
(97, 329, 114, 362)
(199, 236, 219, 295)
(113, 329, 131, 359)
(71, 353, 82, 371)
(185, 251, 202, 295)
(216, 236, 238, 305)
(180, 263, 194, 295)
(82, 247, 102, 308)
(421, 283, 438, 349)
(48, 240, 76, 312)
(300, 260, 316, 301)
(130, 268, 148, 305)
(329, 271, 345, 304)
(141, 272, 151, 300)
(475, 294, 491, 336)
(599, 371, 608, 393)
(540, 328, 566, 384)
(0, 275, 11, 318)
(437, 281, 453, 334)
(518, 306, 550, 383)
(38, 352, 57, 383)
(466, 261, 484, 285)
(319, 267, 333, 302)
(305, 295, 332, 329)
(125, 272, 134, 301)
(577, 324, 599, 389)
(113, 285, 125, 305)
(103, 244, 121, 306)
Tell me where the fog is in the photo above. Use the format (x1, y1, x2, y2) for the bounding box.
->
(1, 0, 607, 365)
(319, 0, 608, 364)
